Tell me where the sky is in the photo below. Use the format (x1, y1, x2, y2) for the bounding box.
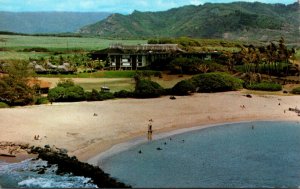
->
(0, 0, 297, 14)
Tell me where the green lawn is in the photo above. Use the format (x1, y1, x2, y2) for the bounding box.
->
(37, 70, 137, 78)
(0, 34, 146, 60)
(38, 77, 135, 92)
(0, 35, 146, 51)
(77, 79, 135, 92)
(38, 72, 190, 93)
(0, 51, 52, 60)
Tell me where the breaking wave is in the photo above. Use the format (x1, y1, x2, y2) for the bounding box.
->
(0, 159, 97, 188)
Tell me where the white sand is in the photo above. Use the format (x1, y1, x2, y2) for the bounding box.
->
(0, 91, 299, 162)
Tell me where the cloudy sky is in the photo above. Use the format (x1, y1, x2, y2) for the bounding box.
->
(0, 0, 297, 14)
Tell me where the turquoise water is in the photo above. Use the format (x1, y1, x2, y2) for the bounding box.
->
(99, 121, 300, 188)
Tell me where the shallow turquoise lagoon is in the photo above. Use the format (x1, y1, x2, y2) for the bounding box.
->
(99, 121, 300, 188)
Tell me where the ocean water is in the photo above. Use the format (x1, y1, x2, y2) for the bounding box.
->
(99, 121, 300, 188)
(0, 158, 97, 188)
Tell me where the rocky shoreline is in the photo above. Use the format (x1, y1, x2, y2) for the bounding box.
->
(0, 141, 131, 188)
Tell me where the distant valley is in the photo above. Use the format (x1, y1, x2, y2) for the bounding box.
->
(0, 12, 111, 34)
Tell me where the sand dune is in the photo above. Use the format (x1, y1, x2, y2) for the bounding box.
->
(0, 91, 299, 162)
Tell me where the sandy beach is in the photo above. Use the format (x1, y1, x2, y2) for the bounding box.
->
(1, 91, 300, 162)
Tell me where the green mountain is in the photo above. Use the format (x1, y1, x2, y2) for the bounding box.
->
(79, 2, 299, 42)
(0, 12, 111, 34)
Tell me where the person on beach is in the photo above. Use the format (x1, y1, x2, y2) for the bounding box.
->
(147, 123, 153, 141)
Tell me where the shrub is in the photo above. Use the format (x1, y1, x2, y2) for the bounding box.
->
(86, 89, 115, 101)
(291, 87, 300, 94)
(246, 82, 282, 91)
(85, 89, 100, 101)
(48, 85, 85, 102)
(191, 72, 243, 92)
(0, 102, 9, 108)
(98, 92, 115, 101)
(35, 97, 49, 105)
(114, 90, 134, 98)
(48, 87, 65, 102)
(172, 80, 196, 95)
(64, 86, 85, 101)
(163, 88, 173, 95)
(134, 79, 164, 98)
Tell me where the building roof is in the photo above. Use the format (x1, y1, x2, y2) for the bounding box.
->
(92, 44, 185, 56)
(110, 44, 184, 52)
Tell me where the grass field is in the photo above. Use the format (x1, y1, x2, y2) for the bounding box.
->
(0, 35, 146, 51)
(37, 70, 138, 78)
(38, 77, 135, 92)
(0, 34, 146, 60)
(38, 73, 191, 92)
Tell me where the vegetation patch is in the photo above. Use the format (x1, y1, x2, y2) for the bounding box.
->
(35, 97, 49, 105)
(85, 89, 115, 101)
(172, 80, 196, 95)
(134, 79, 164, 98)
(191, 72, 243, 92)
(0, 61, 37, 106)
(48, 79, 85, 102)
(114, 90, 134, 98)
(246, 82, 282, 91)
(291, 87, 300, 94)
(0, 102, 9, 108)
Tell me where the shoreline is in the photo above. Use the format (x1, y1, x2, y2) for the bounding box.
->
(1, 91, 300, 164)
(87, 118, 298, 165)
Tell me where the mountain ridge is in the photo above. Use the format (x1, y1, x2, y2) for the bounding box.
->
(79, 2, 299, 42)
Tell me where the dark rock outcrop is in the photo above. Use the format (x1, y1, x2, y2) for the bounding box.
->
(31, 146, 131, 188)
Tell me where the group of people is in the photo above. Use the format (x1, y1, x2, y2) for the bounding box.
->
(34, 135, 40, 140)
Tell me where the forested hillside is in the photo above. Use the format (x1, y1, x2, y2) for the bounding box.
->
(79, 2, 299, 42)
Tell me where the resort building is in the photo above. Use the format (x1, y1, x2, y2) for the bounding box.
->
(90, 44, 221, 70)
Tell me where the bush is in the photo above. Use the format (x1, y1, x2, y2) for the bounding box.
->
(48, 85, 85, 102)
(163, 88, 173, 95)
(172, 80, 196, 95)
(114, 90, 134, 98)
(246, 82, 282, 91)
(85, 89, 100, 101)
(64, 86, 85, 101)
(0, 102, 9, 108)
(191, 72, 243, 92)
(98, 92, 115, 101)
(291, 87, 300, 94)
(48, 87, 65, 102)
(134, 79, 164, 98)
(86, 89, 115, 101)
(35, 97, 49, 105)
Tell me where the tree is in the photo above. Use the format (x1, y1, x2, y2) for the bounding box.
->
(221, 51, 235, 72)
(0, 60, 37, 106)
